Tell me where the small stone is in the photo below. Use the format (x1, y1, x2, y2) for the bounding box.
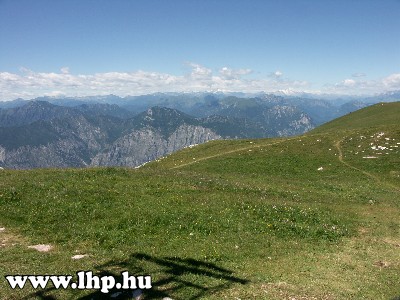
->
(28, 244, 52, 252)
(71, 254, 88, 260)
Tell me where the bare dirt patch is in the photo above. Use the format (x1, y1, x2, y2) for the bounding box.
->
(373, 260, 390, 268)
(0, 226, 25, 248)
(357, 227, 369, 235)
(383, 238, 400, 248)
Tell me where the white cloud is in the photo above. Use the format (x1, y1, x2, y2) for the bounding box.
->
(0, 72, 20, 82)
(324, 73, 400, 95)
(186, 62, 212, 79)
(219, 67, 252, 79)
(343, 79, 356, 87)
(61, 67, 70, 74)
(0, 64, 398, 100)
(382, 73, 400, 88)
(267, 70, 283, 79)
(44, 90, 66, 97)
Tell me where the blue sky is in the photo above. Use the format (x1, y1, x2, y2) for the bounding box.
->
(0, 0, 399, 100)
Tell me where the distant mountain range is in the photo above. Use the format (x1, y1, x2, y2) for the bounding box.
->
(0, 92, 398, 169)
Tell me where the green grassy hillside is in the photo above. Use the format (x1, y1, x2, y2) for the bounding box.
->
(310, 101, 400, 133)
(0, 103, 399, 299)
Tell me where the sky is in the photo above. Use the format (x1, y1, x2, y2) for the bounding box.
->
(0, 0, 399, 100)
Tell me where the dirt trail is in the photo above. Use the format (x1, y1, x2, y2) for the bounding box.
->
(171, 136, 399, 192)
(334, 140, 381, 181)
(334, 139, 399, 192)
(171, 138, 293, 169)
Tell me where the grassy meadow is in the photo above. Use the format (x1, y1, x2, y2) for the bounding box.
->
(0, 103, 399, 299)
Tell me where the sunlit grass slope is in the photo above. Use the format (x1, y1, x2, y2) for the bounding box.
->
(0, 102, 399, 299)
(311, 101, 400, 133)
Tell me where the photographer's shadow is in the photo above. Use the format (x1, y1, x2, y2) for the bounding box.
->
(23, 252, 249, 299)
(80, 252, 249, 299)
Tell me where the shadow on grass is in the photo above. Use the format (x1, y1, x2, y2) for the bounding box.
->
(22, 252, 249, 299)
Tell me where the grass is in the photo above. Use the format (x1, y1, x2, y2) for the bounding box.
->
(310, 102, 400, 133)
(0, 103, 400, 299)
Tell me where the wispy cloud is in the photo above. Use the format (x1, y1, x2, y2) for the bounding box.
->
(269, 70, 283, 79)
(0, 64, 399, 100)
(351, 72, 366, 78)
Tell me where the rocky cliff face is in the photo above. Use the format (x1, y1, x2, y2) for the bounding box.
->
(91, 125, 221, 167)
(264, 105, 314, 136)
(0, 101, 79, 127)
(1, 139, 89, 169)
(0, 101, 315, 169)
(166, 125, 220, 152)
(0, 146, 5, 163)
(0, 115, 109, 169)
(0, 104, 224, 169)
